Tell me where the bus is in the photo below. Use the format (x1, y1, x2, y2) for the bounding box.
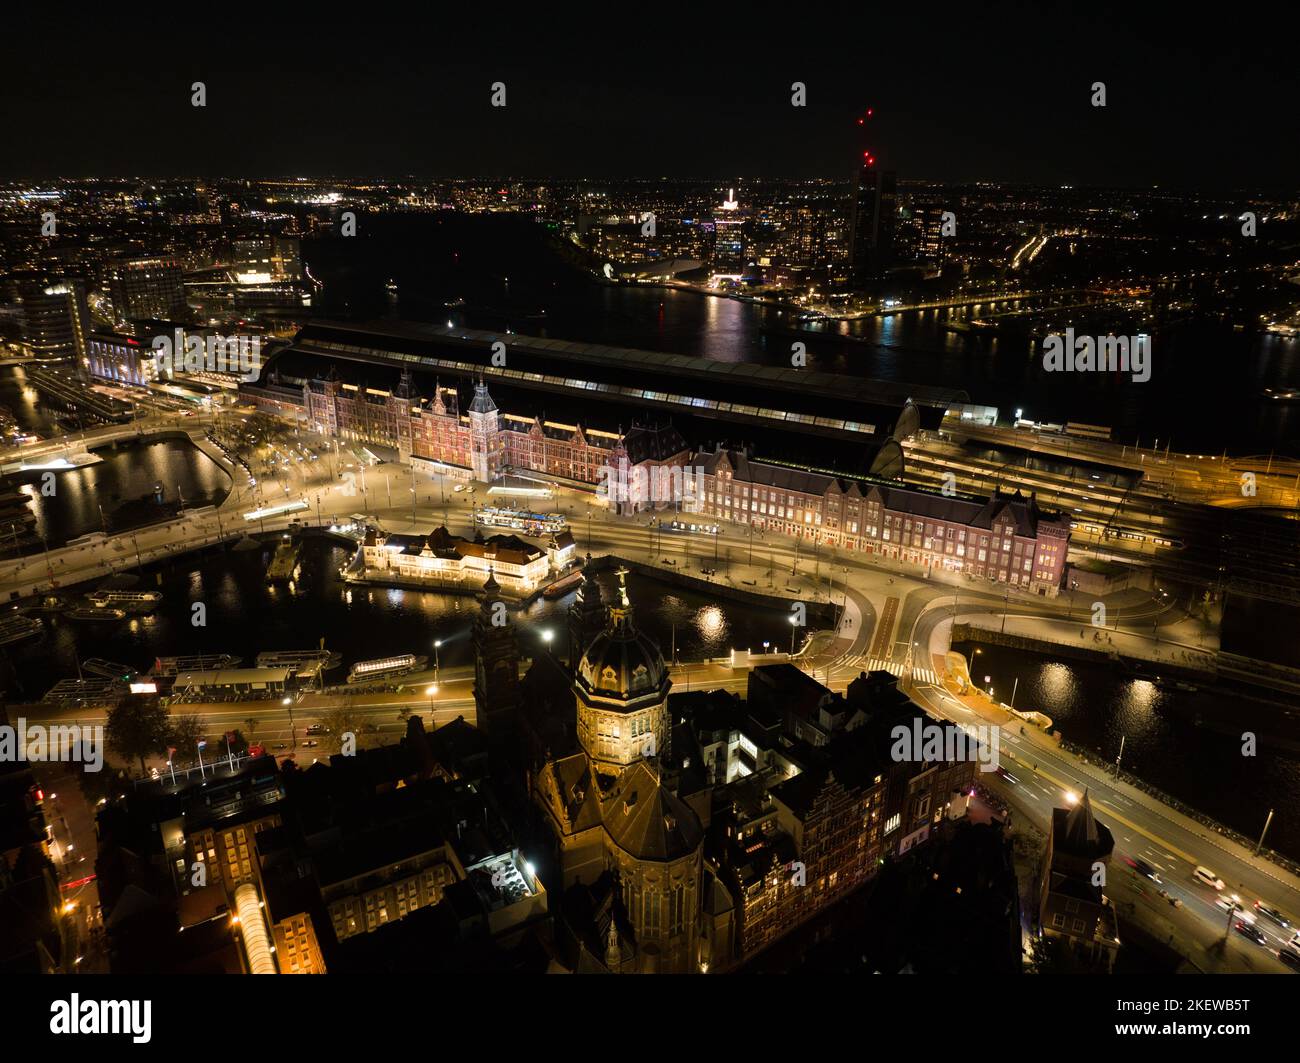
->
(243, 500, 309, 522)
(1063, 422, 1112, 441)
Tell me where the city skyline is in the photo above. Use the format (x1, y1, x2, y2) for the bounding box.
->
(2, 14, 1300, 1025)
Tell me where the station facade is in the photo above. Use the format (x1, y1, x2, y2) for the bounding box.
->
(260, 333, 1068, 595)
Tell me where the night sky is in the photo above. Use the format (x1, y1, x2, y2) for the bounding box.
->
(2, 6, 1297, 187)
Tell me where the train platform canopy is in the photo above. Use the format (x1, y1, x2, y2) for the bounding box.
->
(281, 318, 964, 411)
(265, 319, 965, 479)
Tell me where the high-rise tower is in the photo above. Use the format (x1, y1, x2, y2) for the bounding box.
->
(848, 163, 897, 287)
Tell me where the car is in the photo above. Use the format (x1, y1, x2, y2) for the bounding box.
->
(1254, 902, 1292, 929)
(453, 484, 466, 492)
(1278, 947, 1300, 971)
(305, 724, 326, 735)
(1133, 858, 1162, 884)
(1193, 866, 1225, 890)
(302, 740, 318, 748)
(1216, 897, 1246, 916)
(1234, 920, 1268, 946)
(272, 742, 289, 751)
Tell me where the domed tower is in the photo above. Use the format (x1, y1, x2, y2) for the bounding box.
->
(574, 568, 670, 774)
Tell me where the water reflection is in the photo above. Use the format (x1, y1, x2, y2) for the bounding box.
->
(7, 541, 791, 699)
(4, 439, 230, 548)
(955, 639, 1300, 860)
(697, 604, 726, 642)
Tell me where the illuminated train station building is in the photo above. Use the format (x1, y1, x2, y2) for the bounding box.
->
(243, 320, 1068, 593)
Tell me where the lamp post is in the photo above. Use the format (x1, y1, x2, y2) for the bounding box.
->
(789, 615, 799, 656)
(426, 684, 438, 715)
(433, 639, 442, 682)
(1223, 894, 1240, 943)
(1256, 808, 1275, 855)
(282, 696, 295, 750)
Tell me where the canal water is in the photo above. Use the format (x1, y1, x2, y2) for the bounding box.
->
(953, 638, 1300, 861)
(0, 433, 230, 550)
(303, 213, 1300, 457)
(2, 537, 792, 704)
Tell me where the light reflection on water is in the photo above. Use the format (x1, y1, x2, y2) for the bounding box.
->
(956, 640, 1300, 861)
(3, 438, 229, 548)
(7, 541, 789, 699)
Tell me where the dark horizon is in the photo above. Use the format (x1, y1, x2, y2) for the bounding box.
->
(3, 5, 1298, 188)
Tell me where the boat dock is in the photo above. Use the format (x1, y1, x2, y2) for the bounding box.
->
(267, 540, 302, 582)
(86, 590, 162, 613)
(152, 653, 242, 677)
(256, 649, 342, 681)
(543, 570, 583, 599)
(82, 658, 138, 681)
(0, 613, 43, 647)
(43, 677, 125, 709)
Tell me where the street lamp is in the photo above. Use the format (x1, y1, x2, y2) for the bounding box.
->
(433, 639, 442, 682)
(789, 615, 799, 656)
(426, 684, 438, 714)
(1223, 893, 1241, 942)
(282, 696, 295, 749)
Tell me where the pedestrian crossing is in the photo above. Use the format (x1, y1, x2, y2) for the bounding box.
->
(837, 655, 942, 686)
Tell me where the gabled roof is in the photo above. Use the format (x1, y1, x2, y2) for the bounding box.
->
(700, 447, 1063, 536)
(623, 422, 690, 464)
(599, 761, 703, 863)
(536, 753, 602, 836)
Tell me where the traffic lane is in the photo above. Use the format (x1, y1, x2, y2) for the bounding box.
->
(909, 604, 1292, 900)
(996, 724, 1300, 917)
(913, 681, 1300, 967)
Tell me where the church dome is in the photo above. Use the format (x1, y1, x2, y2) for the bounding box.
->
(578, 627, 667, 700)
(576, 569, 668, 705)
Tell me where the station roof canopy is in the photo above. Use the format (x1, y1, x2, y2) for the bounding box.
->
(277, 319, 966, 428)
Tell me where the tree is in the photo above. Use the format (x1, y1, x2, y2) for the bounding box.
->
(320, 706, 368, 753)
(77, 763, 132, 807)
(106, 693, 171, 777)
(167, 714, 207, 764)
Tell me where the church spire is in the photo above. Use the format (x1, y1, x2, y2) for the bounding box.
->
(1065, 788, 1099, 847)
(608, 566, 634, 631)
